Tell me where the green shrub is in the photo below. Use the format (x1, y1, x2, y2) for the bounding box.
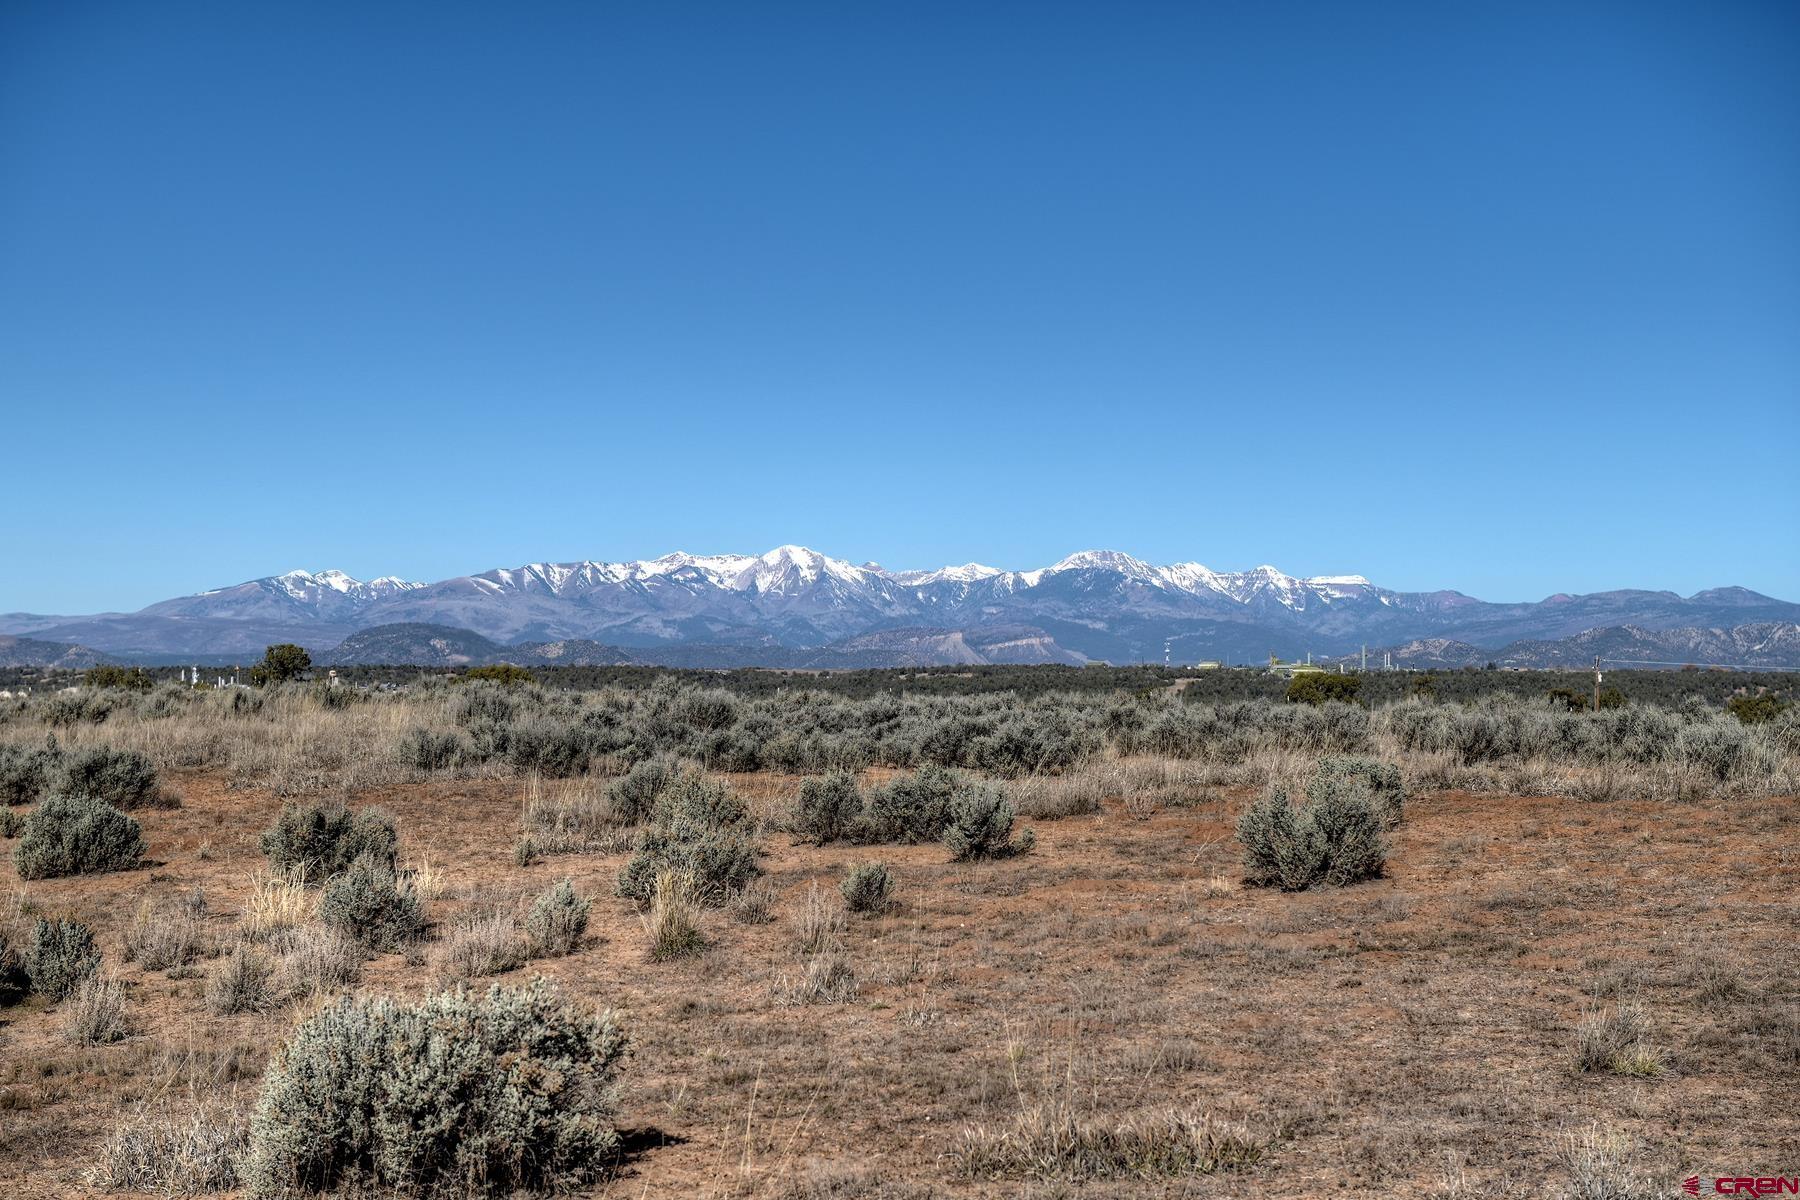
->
(0, 742, 61, 805)
(617, 773, 760, 906)
(28, 916, 102, 1000)
(1306, 757, 1405, 828)
(260, 802, 396, 879)
(943, 783, 1034, 862)
(464, 663, 535, 686)
(60, 745, 172, 810)
(840, 862, 893, 914)
(794, 771, 863, 845)
(14, 794, 145, 879)
(1286, 673, 1361, 706)
(250, 643, 311, 687)
(1238, 786, 1387, 891)
(243, 979, 627, 1197)
(525, 879, 591, 957)
(0, 808, 21, 838)
(318, 855, 422, 951)
(84, 665, 154, 692)
(1727, 692, 1789, 726)
(859, 765, 960, 843)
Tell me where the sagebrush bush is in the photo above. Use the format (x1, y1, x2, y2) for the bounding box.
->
(1307, 756, 1405, 827)
(1237, 786, 1387, 891)
(859, 765, 960, 843)
(243, 979, 628, 1197)
(44, 690, 114, 726)
(605, 756, 677, 824)
(400, 727, 464, 770)
(943, 783, 1034, 861)
(28, 915, 102, 1000)
(525, 878, 591, 956)
(60, 745, 173, 810)
(0, 808, 21, 838)
(319, 854, 423, 951)
(795, 771, 863, 845)
(14, 793, 145, 879)
(0, 741, 61, 805)
(618, 772, 760, 906)
(260, 802, 396, 879)
(841, 862, 893, 914)
(505, 718, 599, 777)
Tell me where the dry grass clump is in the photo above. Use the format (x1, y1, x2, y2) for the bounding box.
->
(88, 1101, 248, 1195)
(957, 1101, 1269, 1181)
(404, 857, 445, 903)
(1007, 771, 1105, 820)
(123, 894, 209, 972)
(640, 869, 704, 961)
(205, 944, 276, 1016)
(792, 882, 846, 958)
(778, 947, 859, 1006)
(63, 974, 129, 1045)
(521, 775, 633, 855)
(275, 925, 364, 1000)
(242, 870, 314, 941)
(433, 910, 526, 983)
(730, 878, 777, 925)
(1574, 1003, 1664, 1077)
(1558, 1125, 1660, 1200)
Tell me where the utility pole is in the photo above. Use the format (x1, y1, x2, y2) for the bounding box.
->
(1593, 656, 1602, 711)
(1361, 644, 1367, 673)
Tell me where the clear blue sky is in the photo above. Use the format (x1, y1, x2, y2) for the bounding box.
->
(3, 0, 1796, 613)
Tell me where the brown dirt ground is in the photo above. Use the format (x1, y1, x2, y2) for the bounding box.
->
(1, 770, 1795, 1198)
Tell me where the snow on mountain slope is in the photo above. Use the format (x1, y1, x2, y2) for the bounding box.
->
(23, 546, 1798, 664)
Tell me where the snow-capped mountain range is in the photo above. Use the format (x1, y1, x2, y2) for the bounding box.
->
(4, 545, 1798, 666)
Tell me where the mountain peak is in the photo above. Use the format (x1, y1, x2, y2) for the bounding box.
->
(1051, 549, 1154, 575)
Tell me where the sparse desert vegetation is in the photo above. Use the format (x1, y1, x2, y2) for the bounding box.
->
(0, 667, 1794, 1197)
